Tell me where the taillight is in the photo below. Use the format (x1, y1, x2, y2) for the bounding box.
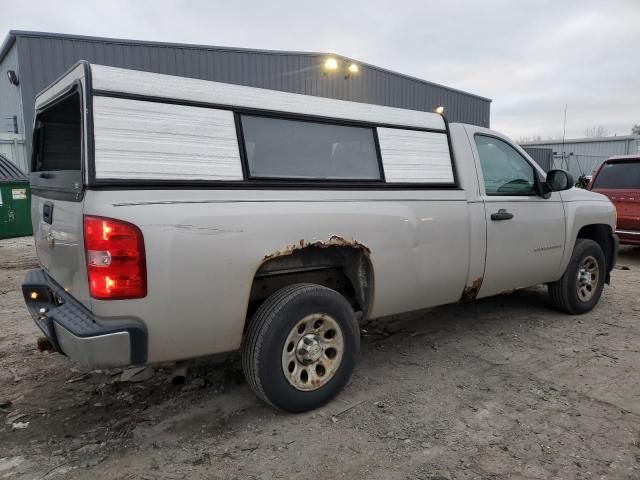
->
(83, 216, 147, 300)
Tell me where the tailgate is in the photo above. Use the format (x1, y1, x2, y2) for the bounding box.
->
(31, 194, 90, 306)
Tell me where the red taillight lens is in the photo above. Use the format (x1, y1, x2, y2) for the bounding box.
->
(83, 216, 147, 300)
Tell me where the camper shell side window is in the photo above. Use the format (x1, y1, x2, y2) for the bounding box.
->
(239, 114, 383, 181)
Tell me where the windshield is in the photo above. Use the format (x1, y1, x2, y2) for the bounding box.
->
(592, 161, 640, 190)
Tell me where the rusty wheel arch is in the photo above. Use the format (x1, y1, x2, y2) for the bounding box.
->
(246, 236, 374, 327)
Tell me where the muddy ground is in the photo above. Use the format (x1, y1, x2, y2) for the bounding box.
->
(0, 236, 639, 479)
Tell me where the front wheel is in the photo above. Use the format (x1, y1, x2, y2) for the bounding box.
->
(242, 283, 360, 412)
(548, 239, 606, 314)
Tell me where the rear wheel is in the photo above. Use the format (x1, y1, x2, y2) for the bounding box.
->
(242, 283, 359, 412)
(548, 239, 606, 314)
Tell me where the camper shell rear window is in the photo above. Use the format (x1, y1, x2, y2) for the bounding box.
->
(31, 90, 83, 193)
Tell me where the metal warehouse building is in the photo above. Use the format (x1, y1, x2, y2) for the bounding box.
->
(0, 30, 491, 172)
(521, 146, 554, 172)
(521, 135, 640, 179)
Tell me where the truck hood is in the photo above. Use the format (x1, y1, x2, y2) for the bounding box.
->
(560, 187, 612, 203)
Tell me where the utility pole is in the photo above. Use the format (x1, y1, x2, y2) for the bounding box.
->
(561, 104, 568, 170)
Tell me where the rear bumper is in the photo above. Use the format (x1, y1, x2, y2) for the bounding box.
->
(21, 269, 147, 368)
(616, 229, 640, 245)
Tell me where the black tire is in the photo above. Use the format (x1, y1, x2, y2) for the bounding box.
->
(548, 239, 606, 314)
(242, 283, 360, 413)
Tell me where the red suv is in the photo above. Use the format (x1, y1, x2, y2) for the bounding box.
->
(589, 155, 640, 245)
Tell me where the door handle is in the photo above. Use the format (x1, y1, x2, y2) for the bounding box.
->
(43, 203, 54, 224)
(490, 209, 514, 221)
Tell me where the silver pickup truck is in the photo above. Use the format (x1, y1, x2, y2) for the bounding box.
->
(22, 61, 618, 412)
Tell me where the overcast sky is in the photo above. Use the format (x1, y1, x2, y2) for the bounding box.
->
(2, 0, 638, 140)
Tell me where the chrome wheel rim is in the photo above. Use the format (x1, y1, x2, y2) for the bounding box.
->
(281, 313, 344, 391)
(576, 255, 599, 302)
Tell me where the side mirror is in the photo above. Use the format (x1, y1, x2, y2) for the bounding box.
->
(546, 169, 574, 192)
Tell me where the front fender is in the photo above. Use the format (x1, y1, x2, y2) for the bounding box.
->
(558, 189, 616, 275)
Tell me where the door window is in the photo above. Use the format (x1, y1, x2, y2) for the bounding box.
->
(475, 135, 536, 196)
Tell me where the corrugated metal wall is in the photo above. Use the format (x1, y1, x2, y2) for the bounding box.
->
(521, 136, 640, 179)
(0, 41, 28, 172)
(8, 32, 490, 161)
(522, 146, 553, 172)
(0, 43, 23, 136)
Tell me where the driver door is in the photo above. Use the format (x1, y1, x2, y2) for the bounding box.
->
(469, 130, 566, 298)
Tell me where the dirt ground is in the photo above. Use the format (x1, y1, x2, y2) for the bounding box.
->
(0, 236, 639, 480)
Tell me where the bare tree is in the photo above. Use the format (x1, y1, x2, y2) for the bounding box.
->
(632, 124, 640, 135)
(583, 125, 609, 137)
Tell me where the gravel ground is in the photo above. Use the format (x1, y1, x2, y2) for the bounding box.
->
(0, 236, 639, 479)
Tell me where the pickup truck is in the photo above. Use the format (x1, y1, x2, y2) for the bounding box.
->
(22, 62, 618, 412)
(588, 155, 640, 245)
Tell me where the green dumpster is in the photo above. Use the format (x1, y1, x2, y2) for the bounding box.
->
(0, 154, 32, 239)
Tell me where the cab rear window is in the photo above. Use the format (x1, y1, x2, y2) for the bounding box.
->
(592, 161, 640, 189)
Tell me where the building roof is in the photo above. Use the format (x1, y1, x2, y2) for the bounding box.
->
(0, 30, 491, 102)
(521, 134, 640, 146)
(0, 154, 27, 181)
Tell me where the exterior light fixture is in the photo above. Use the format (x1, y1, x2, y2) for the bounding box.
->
(433, 106, 445, 115)
(323, 58, 360, 79)
(6, 70, 19, 86)
(324, 58, 338, 71)
(343, 62, 359, 79)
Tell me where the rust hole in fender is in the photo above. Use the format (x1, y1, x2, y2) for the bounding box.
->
(262, 235, 371, 262)
(460, 277, 483, 302)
